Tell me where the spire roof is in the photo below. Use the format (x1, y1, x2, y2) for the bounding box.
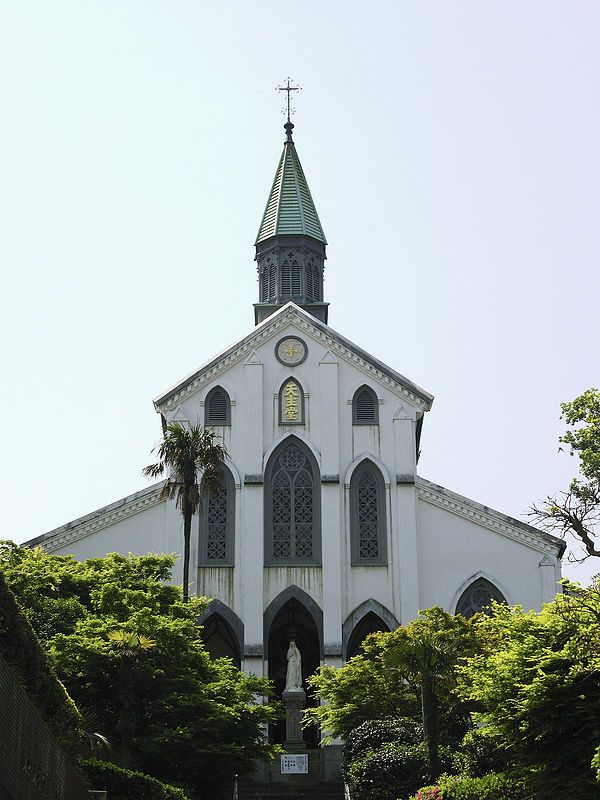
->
(255, 126, 327, 245)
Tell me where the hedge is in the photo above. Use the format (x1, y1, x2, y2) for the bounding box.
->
(409, 772, 531, 800)
(0, 567, 83, 756)
(81, 759, 192, 800)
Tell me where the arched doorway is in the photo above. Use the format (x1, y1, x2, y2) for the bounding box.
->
(198, 600, 243, 668)
(342, 600, 399, 662)
(265, 590, 321, 747)
(346, 611, 390, 660)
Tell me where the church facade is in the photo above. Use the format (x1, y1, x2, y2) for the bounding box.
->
(30, 120, 564, 738)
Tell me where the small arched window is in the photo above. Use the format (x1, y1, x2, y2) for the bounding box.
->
(281, 261, 291, 295)
(352, 385, 379, 424)
(456, 578, 506, 619)
(269, 264, 276, 299)
(306, 264, 314, 299)
(291, 261, 301, 294)
(260, 268, 268, 302)
(265, 439, 321, 565)
(350, 460, 387, 564)
(205, 387, 231, 426)
(312, 265, 321, 301)
(199, 467, 235, 566)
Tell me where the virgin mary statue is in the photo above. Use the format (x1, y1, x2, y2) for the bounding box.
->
(285, 640, 302, 690)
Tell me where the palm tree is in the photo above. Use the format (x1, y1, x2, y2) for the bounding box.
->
(143, 422, 227, 602)
(107, 630, 155, 767)
(385, 632, 458, 779)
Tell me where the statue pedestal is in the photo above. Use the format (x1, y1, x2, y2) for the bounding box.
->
(282, 688, 306, 751)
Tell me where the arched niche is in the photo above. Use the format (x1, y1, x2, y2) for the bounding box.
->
(342, 599, 399, 661)
(198, 600, 243, 668)
(264, 587, 322, 747)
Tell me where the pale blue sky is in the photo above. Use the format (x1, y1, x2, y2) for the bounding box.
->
(1, 1, 598, 584)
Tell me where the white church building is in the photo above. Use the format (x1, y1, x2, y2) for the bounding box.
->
(30, 118, 564, 747)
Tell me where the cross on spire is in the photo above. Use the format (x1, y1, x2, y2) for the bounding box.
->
(277, 77, 301, 123)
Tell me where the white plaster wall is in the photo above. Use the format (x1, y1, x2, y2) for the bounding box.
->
(47, 501, 175, 568)
(417, 498, 562, 613)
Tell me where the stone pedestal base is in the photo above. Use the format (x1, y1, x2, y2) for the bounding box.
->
(282, 688, 306, 751)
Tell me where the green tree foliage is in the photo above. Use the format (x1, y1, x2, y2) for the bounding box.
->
(531, 388, 600, 559)
(143, 422, 227, 601)
(410, 772, 530, 800)
(0, 543, 279, 799)
(455, 583, 600, 799)
(382, 608, 480, 779)
(305, 637, 419, 742)
(307, 609, 482, 799)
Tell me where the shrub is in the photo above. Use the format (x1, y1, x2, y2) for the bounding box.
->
(409, 772, 531, 800)
(347, 742, 433, 800)
(81, 759, 191, 800)
(343, 719, 423, 768)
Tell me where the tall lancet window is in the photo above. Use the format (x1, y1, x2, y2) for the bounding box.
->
(350, 460, 387, 565)
(265, 439, 321, 565)
(199, 467, 235, 566)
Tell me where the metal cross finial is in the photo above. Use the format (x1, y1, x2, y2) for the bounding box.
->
(277, 77, 302, 123)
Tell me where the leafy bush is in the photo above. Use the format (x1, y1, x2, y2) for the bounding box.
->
(81, 759, 191, 800)
(343, 718, 423, 768)
(451, 728, 508, 778)
(409, 772, 530, 800)
(348, 742, 431, 800)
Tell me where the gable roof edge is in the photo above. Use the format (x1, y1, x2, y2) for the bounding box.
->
(416, 476, 566, 558)
(154, 303, 434, 412)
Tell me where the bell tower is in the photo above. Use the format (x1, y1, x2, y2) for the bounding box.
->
(254, 116, 328, 325)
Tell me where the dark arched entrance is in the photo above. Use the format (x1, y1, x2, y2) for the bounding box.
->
(346, 611, 390, 660)
(266, 592, 321, 747)
(198, 600, 243, 669)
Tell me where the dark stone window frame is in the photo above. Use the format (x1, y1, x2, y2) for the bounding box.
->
(456, 578, 506, 619)
(264, 437, 322, 566)
(350, 460, 387, 565)
(204, 386, 231, 426)
(198, 466, 235, 566)
(278, 376, 306, 425)
(352, 385, 379, 425)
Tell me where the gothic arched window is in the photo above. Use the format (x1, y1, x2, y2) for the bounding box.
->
(350, 460, 387, 564)
(260, 267, 268, 302)
(352, 385, 379, 424)
(281, 260, 291, 295)
(199, 467, 235, 566)
(306, 263, 314, 299)
(205, 387, 231, 426)
(269, 264, 276, 299)
(312, 265, 321, 301)
(291, 261, 301, 295)
(456, 578, 506, 619)
(265, 439, 321, 565)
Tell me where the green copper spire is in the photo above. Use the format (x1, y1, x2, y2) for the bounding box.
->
(255, 122, 327, 246)
(254, 119, 329, 325)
